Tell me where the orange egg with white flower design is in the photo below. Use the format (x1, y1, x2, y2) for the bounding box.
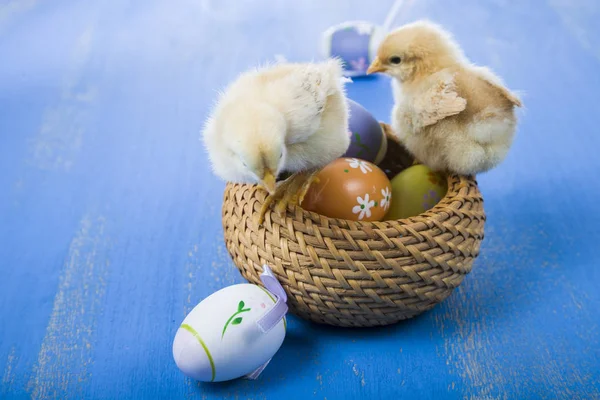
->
(301, 158, 391, 221)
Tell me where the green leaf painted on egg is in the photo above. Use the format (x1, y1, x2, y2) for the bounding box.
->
(222, 300, 251, 339)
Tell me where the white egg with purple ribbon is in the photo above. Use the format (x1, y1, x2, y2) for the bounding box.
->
(173, 265, 288, 382)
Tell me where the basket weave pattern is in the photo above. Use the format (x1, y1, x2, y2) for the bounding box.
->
(222, 173, 485, 327)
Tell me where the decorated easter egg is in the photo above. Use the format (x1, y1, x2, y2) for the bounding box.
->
(320, 21, 385, 77)
(302, 158, 392, 221)
(385, 165, 448, 220)
(343, 99, 387, 164)
(173, 279, 286, 382)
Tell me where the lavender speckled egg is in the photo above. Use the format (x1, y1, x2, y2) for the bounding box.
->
(343, 99, 388, 165)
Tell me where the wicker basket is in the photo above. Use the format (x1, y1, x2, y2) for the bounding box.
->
(221, 124, 485, 327)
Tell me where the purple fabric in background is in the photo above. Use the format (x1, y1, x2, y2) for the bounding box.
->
(330, 25, 373, 75)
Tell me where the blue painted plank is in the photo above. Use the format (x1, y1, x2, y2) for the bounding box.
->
(1, 0, 599, 399)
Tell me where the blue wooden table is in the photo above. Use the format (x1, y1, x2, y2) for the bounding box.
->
(1, 1, 599, 398)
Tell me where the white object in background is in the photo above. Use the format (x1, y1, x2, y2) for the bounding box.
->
(320, 0, 412, 77)
(173, 265, 288, 382)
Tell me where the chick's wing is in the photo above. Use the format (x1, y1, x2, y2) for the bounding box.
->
(413, 71, 467, 128)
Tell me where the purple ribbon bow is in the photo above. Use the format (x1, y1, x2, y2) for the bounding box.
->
(256, 265, 288, 333)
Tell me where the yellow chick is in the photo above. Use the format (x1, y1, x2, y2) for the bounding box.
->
(367, 20, 522, 175)
(202, 59, 350, 223)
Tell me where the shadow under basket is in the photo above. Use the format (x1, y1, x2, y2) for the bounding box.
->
(221, 123, 486, 327)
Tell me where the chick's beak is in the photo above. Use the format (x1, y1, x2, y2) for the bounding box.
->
(260, 169, 277, 194)
(367, 57, 386, 74)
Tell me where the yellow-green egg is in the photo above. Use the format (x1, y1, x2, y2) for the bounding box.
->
(385, 165, 448, 220)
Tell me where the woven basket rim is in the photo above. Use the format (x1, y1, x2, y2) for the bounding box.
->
(298, 172, 470, 226)
(226, 173, 478, 232)
(225, 121, 482, 232)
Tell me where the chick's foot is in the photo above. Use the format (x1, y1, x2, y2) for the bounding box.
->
(257, 168, 320, 225)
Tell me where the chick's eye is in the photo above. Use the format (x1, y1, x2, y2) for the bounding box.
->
(389, 56, 401, 64)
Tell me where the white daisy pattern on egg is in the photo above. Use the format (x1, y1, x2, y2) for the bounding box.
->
(352, 194, 375, 220)
(380, 187, 391, 211)
(346, 158, 372, 174)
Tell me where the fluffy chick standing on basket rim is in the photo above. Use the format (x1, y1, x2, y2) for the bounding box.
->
(202, 59, 350, 224)
(367, 20, 522, 176)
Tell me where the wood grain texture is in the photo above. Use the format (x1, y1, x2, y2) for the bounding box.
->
(28, 215, 109, 399)
(1, 0, 599, 399)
